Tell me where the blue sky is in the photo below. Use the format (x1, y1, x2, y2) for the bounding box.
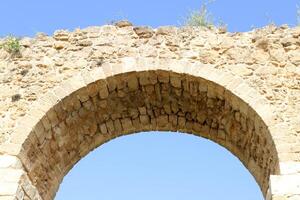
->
(56, 132, 263, 200)
(0, 0, 299, 37)
(1, 0, 298, 199)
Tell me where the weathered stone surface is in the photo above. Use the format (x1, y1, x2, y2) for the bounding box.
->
(114, 20, 133, 28)
(270, 174, 300, 195)
(0, 22, 299, 200)
(133, 26, 154, 38)
(0, 156, 22, 169)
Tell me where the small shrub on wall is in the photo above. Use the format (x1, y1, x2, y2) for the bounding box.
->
(0, 36, 21, 56)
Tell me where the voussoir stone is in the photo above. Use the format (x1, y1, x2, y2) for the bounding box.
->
(0, 22, 299, 200)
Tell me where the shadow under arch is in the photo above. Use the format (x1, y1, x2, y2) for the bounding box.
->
(9, 59, 280, 200)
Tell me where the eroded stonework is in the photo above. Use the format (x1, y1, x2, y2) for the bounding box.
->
(0, 21, 299, 199)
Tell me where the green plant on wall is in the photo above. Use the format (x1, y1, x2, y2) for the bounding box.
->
(185, 1, 214, 27)
(184, 0, 226, 31)
(0, 36, 21, 55)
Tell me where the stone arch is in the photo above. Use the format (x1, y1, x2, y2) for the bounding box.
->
(5, 58, 280, 200)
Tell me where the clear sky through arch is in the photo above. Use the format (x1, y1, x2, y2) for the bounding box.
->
(1, 1, 297, 199)
(55, 132, 264, 200)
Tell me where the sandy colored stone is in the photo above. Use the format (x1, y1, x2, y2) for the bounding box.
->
(0, 22, 299, 200)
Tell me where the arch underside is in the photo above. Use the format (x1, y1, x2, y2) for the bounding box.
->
(18, 70, 279, 200)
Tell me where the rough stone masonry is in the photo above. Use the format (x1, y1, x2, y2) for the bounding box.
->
(0, 21, 299, 199)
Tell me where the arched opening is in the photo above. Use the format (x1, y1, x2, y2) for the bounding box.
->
(55, 131, 265, 200)
(10, 63, 280, 200)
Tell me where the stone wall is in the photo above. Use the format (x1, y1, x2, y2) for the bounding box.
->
(0, 21, 299, 199)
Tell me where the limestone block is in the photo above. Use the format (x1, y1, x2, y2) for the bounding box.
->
(133, 27, 154, 38)
(0, 156, 22, 169)
(98, 84, 109, 99)
(0, 196, 18, 200)
(0, 183, 20, 196)
(170, 74, 181, 88)
(270, 174, 300, 195)
(280, 162, 300, 175)
(127, 75, 139, 91)
(157, 115, 168, 127)
(99, 123, 107, 134)
(1, 23, 300, 200)
(115, 20, 133, 28)
(113, 119, 122, 132)
(121, 118, 133, 130)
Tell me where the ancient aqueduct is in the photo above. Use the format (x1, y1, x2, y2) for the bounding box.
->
(0, 21, 299, 199)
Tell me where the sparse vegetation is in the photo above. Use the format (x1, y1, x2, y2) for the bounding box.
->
(184, 1, 227, 31)
(0, 36, 21, 56)
(185, 2, 213, 27)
